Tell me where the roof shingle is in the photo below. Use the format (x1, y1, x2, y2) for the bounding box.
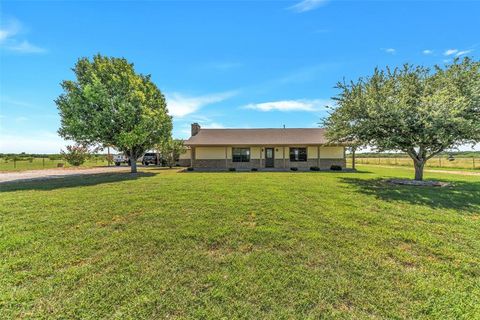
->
(184, 128, 333, 146)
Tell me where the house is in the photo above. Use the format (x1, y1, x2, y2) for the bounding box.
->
(179, 123, 349, 170)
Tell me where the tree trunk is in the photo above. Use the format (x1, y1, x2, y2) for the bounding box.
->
(414, 160, 425, 181)
(130, 156, 137, 173)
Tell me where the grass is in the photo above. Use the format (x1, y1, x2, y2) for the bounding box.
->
(0, 157, 111, 172)
(1, 166, 479, 319)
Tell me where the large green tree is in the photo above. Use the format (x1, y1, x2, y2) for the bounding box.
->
(324, 58, 480, 180)
(56, 55, 172, 173)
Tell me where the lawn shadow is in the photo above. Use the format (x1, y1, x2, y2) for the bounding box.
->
(340, 177, 480, 212)
(180, 168, 372, 174)
(0, 171, 156, 193)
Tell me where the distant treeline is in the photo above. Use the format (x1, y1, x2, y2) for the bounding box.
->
(353, 151, 480, 158)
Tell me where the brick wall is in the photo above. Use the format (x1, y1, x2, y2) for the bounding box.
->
(190, 158, 346, 170)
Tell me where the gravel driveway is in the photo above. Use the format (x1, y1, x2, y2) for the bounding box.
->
(0, 166, 130, 184)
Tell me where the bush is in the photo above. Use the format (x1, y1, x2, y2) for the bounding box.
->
(251, 168, 258, 171)
(61, 144, 90, 166)
(310, 166, 320, 171)
(187, 167, 194, 171)
(290, 167, 298, 171)
(228, 167, 236, 172)
(330, 165, 342, 171)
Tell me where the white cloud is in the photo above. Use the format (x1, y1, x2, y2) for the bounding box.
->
(382, 48, 396, 54)
(243, 99, 331, 112)
(0, 95, 38, 108)
(15, 116, 29, 123)
(202, 122, 225, 129)
(443, 48, 474, 57)
(289, 0, 329, 13)
(5, 40, 46, 53)
(0, 18, 46, 54)
(0, 131, 72, 153)
(444, 49, 458, 56)
(0, 18, 20, 42)
(456, 49, 473, 57)
(422, 49, 433, 55)
(172, 118, 226, 139)
(166, 91, 237, 117)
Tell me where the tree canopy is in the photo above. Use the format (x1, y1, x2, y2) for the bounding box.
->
(324, 57, 480, 180)
(56, 54, 172, 172)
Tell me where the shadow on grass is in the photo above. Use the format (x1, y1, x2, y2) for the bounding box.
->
(340, 177, 480, 212)
(180, 169, 372, 174)
(0, 172, 156, 193)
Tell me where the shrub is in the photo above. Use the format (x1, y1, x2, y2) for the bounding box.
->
(105, 154, 114, 163)
(251, 168, 258, 171)
(61, 144, 90, 166)
(228, 167, 236, 172)
(290, 167, 298, 171)
(187, 167, 194, 171)
(310, 166, 320, 171)
(330, 165, 342, 171)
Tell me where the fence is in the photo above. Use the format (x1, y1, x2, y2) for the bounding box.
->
(346, 156, 478, 170)
(0, 157, 111, 171)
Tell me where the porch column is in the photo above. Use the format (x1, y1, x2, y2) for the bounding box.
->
(190, 147, 194, 167)
(283, 147, 286, 169)
(318, 146, 321, 169)
(225, 146, 228, 169)
(352, 147, 356, 170)
(260, 147, 263, 168)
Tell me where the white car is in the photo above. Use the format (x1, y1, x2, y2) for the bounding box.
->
(113, 154, 129, 166)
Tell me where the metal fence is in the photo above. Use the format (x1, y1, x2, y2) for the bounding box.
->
(0, 157, 111, 171)
(346, 156, 478, 170)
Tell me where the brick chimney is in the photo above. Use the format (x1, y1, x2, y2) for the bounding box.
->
(191, 123, 201, 136)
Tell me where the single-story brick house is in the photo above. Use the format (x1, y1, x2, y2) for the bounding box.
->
(179, 123, 349, 170)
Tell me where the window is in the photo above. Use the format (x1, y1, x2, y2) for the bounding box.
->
(290, 147, 307, 162)
(232, 148, 250, 162)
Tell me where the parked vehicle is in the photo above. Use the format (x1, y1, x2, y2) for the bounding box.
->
(141, 153, 160, 166)
(113, 154, 129, 166)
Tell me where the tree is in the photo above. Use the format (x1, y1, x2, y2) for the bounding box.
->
(324, 58, 480, 180)
(61, 144, 90, 166)
(156, 139, 186, 168)
(56, 54, 172, 173)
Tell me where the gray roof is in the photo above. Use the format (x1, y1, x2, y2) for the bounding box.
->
(184, 128, 334, 146)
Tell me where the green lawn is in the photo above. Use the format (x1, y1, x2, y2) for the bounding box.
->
(1, 166, 479, 319)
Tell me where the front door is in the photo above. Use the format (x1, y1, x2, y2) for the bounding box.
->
(265, 148, 274, 168)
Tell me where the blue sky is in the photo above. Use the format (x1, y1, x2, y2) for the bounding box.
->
(0, 0, 479, 153)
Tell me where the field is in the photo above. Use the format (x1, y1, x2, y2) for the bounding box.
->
(1, 166, 479, 318)
(347, 156, 479, 170)
(0, 157, 110, 172)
